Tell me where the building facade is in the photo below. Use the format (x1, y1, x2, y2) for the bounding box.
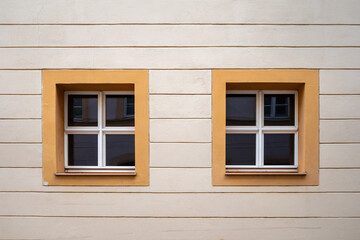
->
(0, 0, 360, 239)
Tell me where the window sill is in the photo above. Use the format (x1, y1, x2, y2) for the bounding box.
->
(54, 172, 137, 176)
(225, 171, 307, 176)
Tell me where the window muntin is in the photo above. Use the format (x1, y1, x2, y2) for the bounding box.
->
(64, 91, 135, 172)
(226, 90, 298, 172)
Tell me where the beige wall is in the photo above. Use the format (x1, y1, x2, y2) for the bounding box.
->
(0, 0, 359, 239)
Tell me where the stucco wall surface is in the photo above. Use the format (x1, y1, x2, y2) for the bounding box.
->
(0, 1, 359, 239)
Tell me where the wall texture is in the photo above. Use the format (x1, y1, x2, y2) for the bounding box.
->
(0, 0, 359, 239)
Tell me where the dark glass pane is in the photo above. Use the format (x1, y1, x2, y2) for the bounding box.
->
(68, 134, 98, 166)
(68, 95, 98, 126)
(106, 135, 135, 166)
(226, 134, 256, 165)
(226, 94, 256, 126)
(264, 134, 294, 165)
(106, 95, 134, 126)
(264, 94, 295, 126)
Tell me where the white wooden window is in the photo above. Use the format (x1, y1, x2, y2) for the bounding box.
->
(226, 90, 298, 173)
(64, 91, 135, 173)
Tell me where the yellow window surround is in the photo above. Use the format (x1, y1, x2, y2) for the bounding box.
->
(212, 69, 319, 186)
(42, 70, 149, 186)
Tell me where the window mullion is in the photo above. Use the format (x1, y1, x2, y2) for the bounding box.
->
(98, 92, 103, 168)
(257, 91, 262, 168)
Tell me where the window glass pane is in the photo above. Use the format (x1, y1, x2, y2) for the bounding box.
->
(68, 95, 98, 126)
(226, 134, 256, 165)
(264, 134, 294, 165)
(226, 94, 256, 126)
(106, 95, 134, 126)
(264, 94, 295, 126)
(68, 134, 98, 166)
(106, 134, 135, 166)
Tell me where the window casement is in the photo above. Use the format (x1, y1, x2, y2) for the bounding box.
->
(42, 70, 149, 186)
(226, 90, 298, 173)
(212, 69, 319, 186)
(64, 91, 135, 173)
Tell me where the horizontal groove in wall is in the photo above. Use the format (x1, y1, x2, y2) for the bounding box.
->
(320, 94, 360, 96)
(1, 46, 360, 48)
(150, 142, 212, 144)
(0, 118, 41, 120)
(149, 93, 212, 95)
(0, 167, 359, 170)
(1, 23, 360, 26)
(0, 94, 42, 96)
(320, 118, 360, 120)
(0, 191, 359, 194)
(0, 215, 359, 219)
(2, 68, 360, 71)
(150, 118, 211, 120)
(0, 142, 42, 144)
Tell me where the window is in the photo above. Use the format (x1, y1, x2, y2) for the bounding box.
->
(64, 92, 135, 172)
(212, 69, 319, 186)
(43, 70, 149, 186)
(226, 91, 298, 173)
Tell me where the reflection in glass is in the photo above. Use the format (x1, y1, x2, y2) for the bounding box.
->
(68, 95, 98, 126)
(106, 95, 134, 126)
(264, 134, 294, 165)
(106, 135, 135, 166)
(226, 134, 256, 165)
(226, 94, 256, 126)
(68, 134, 98, 166)
(264, 94, 295, 126)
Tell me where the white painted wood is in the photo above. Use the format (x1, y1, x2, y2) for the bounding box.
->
(320, 70, 360, 94)
(0, 0, 359, 24)
(0, 120, 41, 142)
(150, 95, 211, 118)
(0, 48, 360, 69)
(0, 168, 359, 193)
(1, 192, 359, 217)
(150, 143, 211, 167)
(150, 119, 211, 142)
(320, 144, 360, 168)
(0, 144, 42, 167)
(320, 95, 360, 119)
(2, 25, 360, 47)
(0, 70, 41, 94)
(0, 217, 359, 240)
(0, 95, 41, 118)
(320, 120, 360, 143)
(149, 70, 211, 94)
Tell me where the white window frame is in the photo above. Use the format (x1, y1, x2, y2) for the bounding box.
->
(64, 91, 135, 172)
(226, 90, 298, 173)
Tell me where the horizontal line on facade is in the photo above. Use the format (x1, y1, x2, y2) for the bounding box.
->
(0, 93, 41, 96)
(0, 215, 359, 219)
(0, 142, 42, 144)
(150, 118, 211, 120)
(320, 142, 360, 144)
(0, 118, 41, 120)
(320, 118, 360, 120)
(320, 119, 360, 121)
(150, 93, 212, 95)
(1, 46, 360, 49)
(151, 166, 211, 169)
(0, 167, 358, 170)
(2, 68, 360, 71)
(320, 167, 360, 170)
(320, 94, 360, 96)
(150, 142, 212, 143)
(1, 23, 360, 26)
(1, 191, 359, 194)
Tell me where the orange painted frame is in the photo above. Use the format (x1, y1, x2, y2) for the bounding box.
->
(212, 69, 319, 186)
(43, 70, 149, 186)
